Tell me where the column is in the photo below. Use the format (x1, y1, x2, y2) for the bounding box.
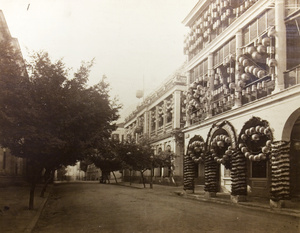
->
(173, 90, 181, 129)
(234, 29, 243, 108)
(207, 53, 214, 118)
(155, 106, 159, 134)
(185, 71, 191, 127)
(273, 0, 286, 93)
(163, 100, 167, 132)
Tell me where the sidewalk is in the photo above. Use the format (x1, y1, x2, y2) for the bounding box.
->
(118, 182, 300, 218)
(0, 183, 51, 233)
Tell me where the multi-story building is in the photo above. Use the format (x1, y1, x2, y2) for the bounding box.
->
(0, 10, 27, 186)
(124, 65, 187, 184)
(182, 0, 300, 207)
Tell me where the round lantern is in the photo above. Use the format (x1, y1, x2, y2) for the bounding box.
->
(257, 45, 266, 54)
(257, 70, 265, 79)
(262, 37, 270, 46)
(247, 46, 256, 54)
(252, 67, 259, 76)
(242, 59, 250, 67)
(241, 73, 251, 82)
(251, 134, 260, 141)
(268, 58, 277, 67)
(252, 51, 262, 60)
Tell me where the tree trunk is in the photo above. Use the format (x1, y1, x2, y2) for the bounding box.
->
(112, 171, 118, 183)
(140, 171, 146, 188)
(29, 165, 42, 210)
(105, 172, 110, 184)
(40, 169, 53, 198)
(29, 178, 36, 210)
(129, 170, 132, 185)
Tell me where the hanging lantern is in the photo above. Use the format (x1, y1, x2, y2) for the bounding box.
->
(252, 67, 260, 76)
(241, 73, 251, 82)
(268, 58, 277, 67)
(257, 45, 266, 54)
(257, 70, 265, 79)
(262, 37, 270, 46)
(247, 46, 256, 54)
(242, 59, 250, 67)
(251, 134, 260, 141)
(252, 51, 262, 60)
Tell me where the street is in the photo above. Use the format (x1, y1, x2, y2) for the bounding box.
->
(33, 183, 299, 233)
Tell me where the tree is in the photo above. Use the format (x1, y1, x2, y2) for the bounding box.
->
(0, 46, 120, 209)
(117, 139, 155, 188)
(88, 139, 123, 183)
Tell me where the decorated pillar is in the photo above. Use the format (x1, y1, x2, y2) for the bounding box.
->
(144, 111, 148, 136)
(185, 71, 191, 127)
(230, 150, 247, 202)
(234, 30, 242, 108)
(155, 105, 159, 134)
(173, 90, 181, 129)
(270, 141, 290, 207)
(163, 100, 167, 132)
(207, 53, 214, 118)
(273, 0, 286, 93)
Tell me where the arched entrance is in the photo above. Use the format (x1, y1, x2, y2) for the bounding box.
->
(283, 110, 300, 199)
(206, 121, 237, 194)
(238, 117, 273, 198)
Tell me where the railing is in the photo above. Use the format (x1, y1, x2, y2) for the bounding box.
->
(284, 65, 300, 88)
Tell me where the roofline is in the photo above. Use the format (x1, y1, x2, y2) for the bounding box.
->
(182, 1, 209, 27)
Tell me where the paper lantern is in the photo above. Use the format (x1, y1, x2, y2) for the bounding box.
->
(257, 70, 265, 79)
(268, 58, 277, 67)
(252, 67, 259, 76)
(262, 37, 270, 46)
(251, 134, 260, 141)
(241, 73, 251, 81)
(257, 45, 266, 54)
(241, 134, 247, 140)
(242, 59, 250, 67)
(252, 51, 262, 60)
(247, 46, 256, 54)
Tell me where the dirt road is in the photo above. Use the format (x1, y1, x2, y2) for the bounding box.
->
(33, 183, 299, 233)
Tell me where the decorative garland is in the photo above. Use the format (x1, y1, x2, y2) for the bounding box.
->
(270, 141, 290, 202)
(231, 150, 247, 196)
(204, 154, 218, 193)
(187, 140, 206, 163)
(210, 134, 232, 169)
(239, 125, 272, 161)
(183, 154, 196, 192)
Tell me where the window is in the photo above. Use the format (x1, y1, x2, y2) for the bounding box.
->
(251, 160, 267, 178)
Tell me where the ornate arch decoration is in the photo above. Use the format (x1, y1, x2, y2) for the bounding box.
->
(186, 135, 206, 163)
(238, 116, 273, 162)
(206, 120, 237, 170)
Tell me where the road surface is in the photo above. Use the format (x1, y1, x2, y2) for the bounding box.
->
(33, 182, 300, 233)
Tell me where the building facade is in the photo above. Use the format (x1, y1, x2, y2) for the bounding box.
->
(0, 10, 27, 186)
(124, 66, 187, 184)
(182, 0, 300, 206)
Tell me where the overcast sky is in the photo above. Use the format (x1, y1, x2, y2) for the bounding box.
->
(1, 0, 197, 122)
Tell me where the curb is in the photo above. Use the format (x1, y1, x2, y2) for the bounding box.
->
(23, 185, 53, 233)
(118, 183, 300, 218)
(175, 191, 300, 218)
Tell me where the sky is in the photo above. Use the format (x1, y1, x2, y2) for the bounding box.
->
(1, 0, 197, 122)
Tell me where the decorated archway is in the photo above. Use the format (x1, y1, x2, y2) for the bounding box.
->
(205, 121, 237, 194)
(281, 108, 300, 199)
(183, 135, 205, 192)
(238, 116, 273, 198)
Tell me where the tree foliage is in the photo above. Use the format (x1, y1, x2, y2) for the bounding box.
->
(0, 33, 120, 208)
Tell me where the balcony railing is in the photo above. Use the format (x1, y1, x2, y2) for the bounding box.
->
(284, 65, 300, 88)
